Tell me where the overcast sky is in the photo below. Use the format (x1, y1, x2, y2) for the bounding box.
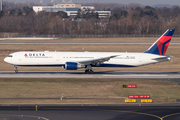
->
(6, 0, 180, 6)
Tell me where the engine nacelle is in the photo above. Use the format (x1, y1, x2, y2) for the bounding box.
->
(65, 62, 85, 70)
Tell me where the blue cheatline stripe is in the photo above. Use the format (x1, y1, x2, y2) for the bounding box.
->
(17, 64, 65, 67)
(18, 64, 135, 68)
(162, 39, 171, 55)
(144, 44, 160, 55)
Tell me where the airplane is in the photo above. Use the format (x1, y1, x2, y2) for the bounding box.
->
(4, 29, 175, 74)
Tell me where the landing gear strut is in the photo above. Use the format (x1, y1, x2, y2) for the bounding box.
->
(14, 65, 18, 73)
(85, 65, 94, 74)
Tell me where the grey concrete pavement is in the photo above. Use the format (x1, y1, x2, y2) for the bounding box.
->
(0, 71, 180, 79)
(1, 105, 180, 120)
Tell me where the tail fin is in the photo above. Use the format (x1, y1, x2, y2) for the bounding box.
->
(144, 29, 175, 56)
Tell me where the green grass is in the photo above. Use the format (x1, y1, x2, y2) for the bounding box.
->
(0, 78, 179, 104)
(0, 100, 177, 105)
(0, 78, 179, 99)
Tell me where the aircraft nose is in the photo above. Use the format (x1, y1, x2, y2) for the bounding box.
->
(4, 57, 8, 63)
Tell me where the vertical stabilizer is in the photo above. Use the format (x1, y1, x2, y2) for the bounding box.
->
(144, 29, 175, 56)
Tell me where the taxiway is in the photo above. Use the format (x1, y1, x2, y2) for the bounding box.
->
(0, 71, 180, 79)
(1, 105, 180, 120)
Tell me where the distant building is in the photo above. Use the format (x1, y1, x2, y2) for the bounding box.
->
(33, 5, 79, 16)
(81, 6, 95, 10)
(96, 11, 111, 18)
(57, 3, 81, 8)
(33, 3, 111, 18)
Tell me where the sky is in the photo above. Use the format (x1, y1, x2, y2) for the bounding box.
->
(5, 0, 180, 6)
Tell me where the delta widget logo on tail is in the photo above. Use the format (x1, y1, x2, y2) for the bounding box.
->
(157, 36, 172, 56)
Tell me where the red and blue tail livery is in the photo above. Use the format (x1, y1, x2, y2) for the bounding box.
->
(144, 29, 175, 56)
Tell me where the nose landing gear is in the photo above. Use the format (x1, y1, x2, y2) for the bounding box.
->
(14, 65, 18, 73)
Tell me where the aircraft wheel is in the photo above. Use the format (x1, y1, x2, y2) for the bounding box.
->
(15, 70, 18, 73)
(85, 70, 89, 74)
(90, 70, 94, 74)
(85, 70, 94, 74)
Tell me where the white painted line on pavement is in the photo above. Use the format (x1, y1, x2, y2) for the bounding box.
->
(103, 75, 168, 77)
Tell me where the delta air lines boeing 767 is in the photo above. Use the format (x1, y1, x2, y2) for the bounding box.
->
(4, 29, 175, 74)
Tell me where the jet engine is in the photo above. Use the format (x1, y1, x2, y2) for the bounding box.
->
(65, 62, 85, 70)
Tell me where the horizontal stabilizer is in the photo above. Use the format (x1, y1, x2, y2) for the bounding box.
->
(151, 56, 170, 61)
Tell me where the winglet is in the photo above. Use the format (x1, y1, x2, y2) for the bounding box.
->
(144, 29, 175, 56)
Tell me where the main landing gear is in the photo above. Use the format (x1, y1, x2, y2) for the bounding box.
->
(14, 65, 18, 73)
(85, 70, 94, 74)
(85, 65, 94, 74)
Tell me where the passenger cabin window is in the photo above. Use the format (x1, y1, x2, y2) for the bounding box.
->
(8, 55, 13, 57)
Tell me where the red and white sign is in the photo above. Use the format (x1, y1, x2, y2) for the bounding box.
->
(139, 95, 150, 98)
(128, 95, 150, 99)
(127, 85, 137, 88)
(128, 95, 139, 98)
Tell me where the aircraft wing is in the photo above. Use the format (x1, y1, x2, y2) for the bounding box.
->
(78, 55, 119, 65)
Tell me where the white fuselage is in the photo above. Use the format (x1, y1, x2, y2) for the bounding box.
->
(4, 51, 170, 68)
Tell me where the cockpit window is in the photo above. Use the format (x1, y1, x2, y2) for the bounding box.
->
(8, 55, 13, 57)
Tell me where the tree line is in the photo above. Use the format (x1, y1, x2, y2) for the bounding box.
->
(0, 2, 180, 35)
